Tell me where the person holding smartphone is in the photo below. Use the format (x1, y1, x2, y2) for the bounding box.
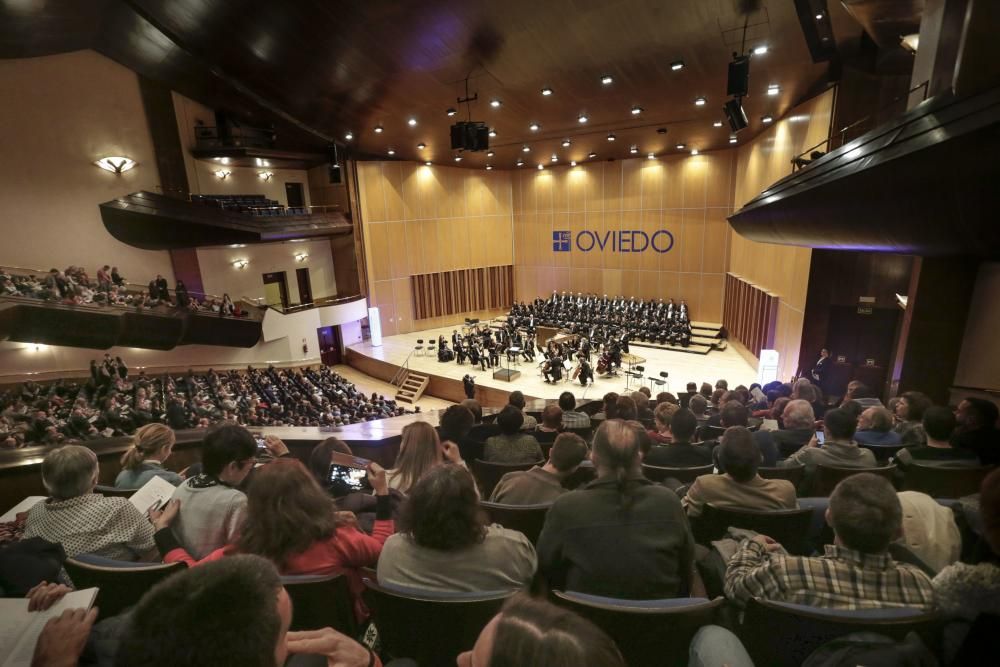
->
(780, 408, 877, 475)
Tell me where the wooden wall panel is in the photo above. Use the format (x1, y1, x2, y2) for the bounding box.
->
(411, 266, 514, 320)
(723, 273, 780, 359)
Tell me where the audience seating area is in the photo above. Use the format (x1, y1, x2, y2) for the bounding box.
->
(191, 193, 310, 216)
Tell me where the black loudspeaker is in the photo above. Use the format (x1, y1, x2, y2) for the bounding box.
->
(723, 98, 749, 132)
(450, 122, 490, 151)
(327, 144, 343, 184)
(727, 55, 750, 97)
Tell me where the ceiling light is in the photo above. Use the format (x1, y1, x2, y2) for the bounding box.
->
(729, 135, 738, 144)
(570, 160, 577, 166)
(541, 87, 553, 96)
(675, 143, 686, 150)
(446, 108, 457, 116)
(407, 118, 417, 126)
(454, 155, 462, 162)
(529, 122, 540, 131)
(374, 125, 384, 133)
(562, 139, 571, 147)
(417, 142, 426, 149)
(487, 150, 495, 157)
(537, 164, 544, 170)
(713, 121, 723, 128)
(815, 12, 824, 20)
(607, 133, 616, 142)
(486, 165, 493, 170)
(631, 106, 643, 115)
(670, 60, 684, 71)
(767, 84, 780, 96)
(762, 115, 774, 124)
(588, 152, 597, 159)
(578, 114, 589, 123)
(690, 149, 699, 156)
(94, 156, 136, 174)
(425, 161, 432, 166)
(550, 154, 558, 162)
(488, 128, 497, 137)
(516, 159, 524, 167)
(629, 145, 638, 154)
(387, 149, 395, 155)
(647, 152, 655, 160)
(753, 45, 768, 55)
(490, 99, 502, 108)
(344, 132, 353, 141)
(694, 97, 706, 106)
(522, 145, 531, 152)
(601, 74, 614, 85)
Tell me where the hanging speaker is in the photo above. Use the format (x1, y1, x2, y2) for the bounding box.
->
(727, 55, 751, 98)
(723, 98, 749, 132)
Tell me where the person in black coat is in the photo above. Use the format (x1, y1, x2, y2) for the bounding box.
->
(154, 275, 170, 303)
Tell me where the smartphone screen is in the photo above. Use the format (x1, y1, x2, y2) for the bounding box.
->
(328, 464, 370, 491)
(816, 430, 825, 445)
(254, 435, 267, 454)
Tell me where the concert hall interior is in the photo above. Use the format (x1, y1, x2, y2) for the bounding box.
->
(2, 1, 1000, 666)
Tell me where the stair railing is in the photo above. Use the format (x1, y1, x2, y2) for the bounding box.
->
(390, 351, 413, 387)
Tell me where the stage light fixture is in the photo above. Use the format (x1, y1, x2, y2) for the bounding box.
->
(417, 142, 426, 149)
(407, 118, 417, 126)
(690, 149, 699, 156)
(490, 98, 502, 108)
(387, 149, 395, 155)
(753, 45, 768, 55)
(762, 115, 774, 124)
(729, 135, 738, 144)
(374, 125, 384, 133)
(551, 154, 558, 162)
(425, 161, 432, 166)
(588, 152, 597, 159)
(694, 97, 706, 106)
(344, 132, 353, 141)
(537, 164, 544, 170)
(629, 145, 638, 154)
(601, 74, 614, 84)
(570, 160, 577, 166)
(631, 106, 643, 115)
(670, 60, 684, 71)
(486, 165, 493, 170)
(454, 155, 462, 162)
(487, 150, 495, 157)
(541, 87, 553, 96)
(767, 84, 780, 96)
(529, 122, 540, 131)
(578, 114, 589, 123)
(713, 121, 723, 127)
(446, 108, 457, 117)
(488, 128, 497, 137)
(675, 143, 685, 150)
(522, 145, 531, 152)
(607, 133, 616, 141)
(516, 159, 524, 166)
(562, 139, 571, 147)
(647, 152, 656, 159)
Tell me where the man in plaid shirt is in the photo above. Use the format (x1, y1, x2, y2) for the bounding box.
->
(724, 473, 935, 610)
(558, 392, 591, 429)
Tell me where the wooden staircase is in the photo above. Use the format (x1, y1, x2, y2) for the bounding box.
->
(395, 370, 430, 404)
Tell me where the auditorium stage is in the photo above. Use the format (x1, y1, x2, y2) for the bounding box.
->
(346, 324, 760, 404)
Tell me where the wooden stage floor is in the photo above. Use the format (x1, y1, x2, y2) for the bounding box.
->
(347, 324, 760, 403)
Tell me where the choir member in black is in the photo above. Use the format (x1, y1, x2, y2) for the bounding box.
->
(574, 354, 594, 386)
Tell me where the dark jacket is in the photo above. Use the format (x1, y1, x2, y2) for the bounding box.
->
(765, 428, 815, 458)
(643, 442, 713, 468)
(537, 474, 694, 599)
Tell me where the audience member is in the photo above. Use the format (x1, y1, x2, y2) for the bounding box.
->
(533, 404, 563, 447)
(462, 399, 498, 442)
(854, 406, 903, 447)
(387, 421, 464, 494)
(614, 395, 638, 422)
(114, 423, 183, 488)
(378, 464, 536, 592)
(952, 397, 1000, 465)
(724, 473, 934, 610)
(168, 424, 255, 559)
(537, 420, 695, 599)
(683, 427, 797, 518)
(843, 382, 884, 410)
(648, 401, 679, 444)
(154, 457, 392, 621)
(558, 391, 591, 429)
(894, 391, 932, 447)
(644, 408, 712, 467)
(782, 407, 876, 471)
(507, 390, 537, 430)
(305, 436, 353, 490)
(23, 445, 155, 560)
(437, 403, 478, 462)
(485, 406, 544, 464)
(689, 393, 710, 426)
(592, 392, 619, 421)
(762, 399, 817, 457)
(633, 391, 654, 423)
(490, 433, 588, 505)
(894, 406, 980, 469)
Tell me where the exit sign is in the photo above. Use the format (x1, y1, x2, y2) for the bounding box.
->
(857, 304, 873, 315)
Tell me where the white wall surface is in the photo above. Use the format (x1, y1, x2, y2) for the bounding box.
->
(0, 50, 174, 281)
(196, 239, 337, 304)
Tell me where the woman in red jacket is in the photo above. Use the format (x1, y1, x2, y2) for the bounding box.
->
(151, 457, 393, 622)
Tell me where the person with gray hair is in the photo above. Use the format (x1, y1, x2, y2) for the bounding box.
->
(23, 445, 155, 560)
(854, 406, 903, 447)
(763, 399, 817, 458)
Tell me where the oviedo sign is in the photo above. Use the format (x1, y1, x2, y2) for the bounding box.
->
(552, 229, 675, 253)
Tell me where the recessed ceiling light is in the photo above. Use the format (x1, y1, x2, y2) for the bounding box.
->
(551, 154, 558, 162)
(629, 145, 638, 154)
(676, 143, 686, 150)
(425, 161, 433, 166)
(578, 114, 589, 123)
(516, 159, 524, 167)
(815, 11, 824, 20)
(647, 152, 656, 159)
(344, 132, 353, 141)
(762, 115, 774, 124)
(522, 145, 531, 152)
(374, 125, 384, 133)
(529, 122, 540, 131)
(537, 164, 544, 170)
(690, 148, 699, 156)
(694, 97, 706, 106)
(713, 121, 723, 128)
(607, 133, 616, 142)
(631, 106, 643, 115)
(562, 139, 571, 147)
(729, 135, 738, 144)
(670, 60, 684, 71)
(541, 87, 553, 96)
(490, 99, 502, 108)
(487, 150, 495, 157)
(657, 127, 667, 134)
(601, 74, 614, 85)
(486, 165, 493, 170)
(570, 160, 577, 166)
(446, 108, 457, 117)
(407, 118, 417, 126)
(588, 152, 597, 159)
(454, 155, 462, 162)
(753, 45, 768, 55)
(387, 149, 395, 155)
(488, 128, 497, 137)
(417, 142, 426, 149)
(767, 84, 780, 96)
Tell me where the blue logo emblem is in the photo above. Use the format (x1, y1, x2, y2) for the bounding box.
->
(553, 230, 571, 252)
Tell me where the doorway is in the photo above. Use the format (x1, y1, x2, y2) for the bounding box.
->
(262, 271, 289, 309)
(285, 182, 305, 208)
(318, 326, 343, 366)
(295, 267, 313, 305)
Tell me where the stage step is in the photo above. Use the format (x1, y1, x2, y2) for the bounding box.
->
(396, 371, 430, 404)
(632, 340, 713, 355)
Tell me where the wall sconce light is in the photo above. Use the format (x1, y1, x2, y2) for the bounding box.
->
(233, 259, 249, 269)
(215, 170, 232, 179)
(95, 156, 136, 174)
(258, 171, 274, 181)
(294, 252, 309, 262)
